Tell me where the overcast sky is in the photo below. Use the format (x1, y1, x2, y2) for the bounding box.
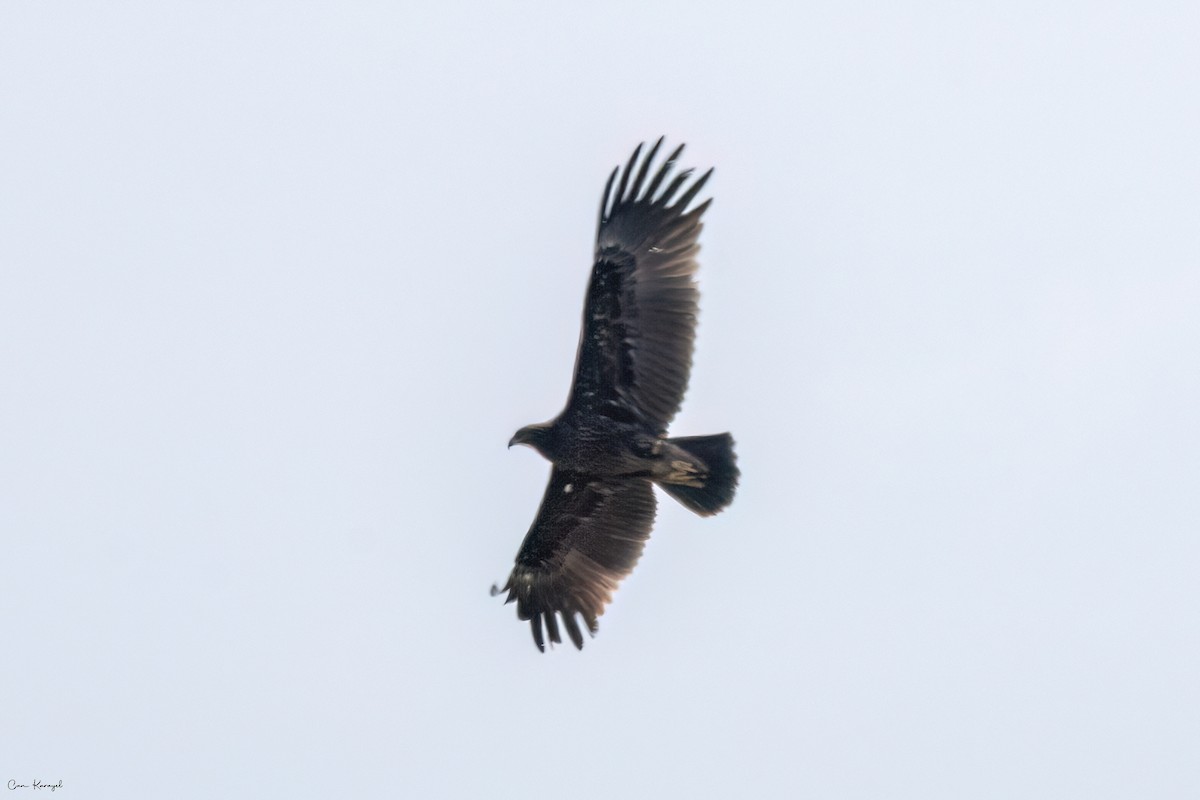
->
(3, 2, 1198, 798)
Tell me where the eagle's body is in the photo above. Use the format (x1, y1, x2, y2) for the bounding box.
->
(510, 416, 688, 479)
(493, 139, 738, 651)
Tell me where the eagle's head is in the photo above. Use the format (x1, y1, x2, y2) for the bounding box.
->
(509, 422, 554, 456)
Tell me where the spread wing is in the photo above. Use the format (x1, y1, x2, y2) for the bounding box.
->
(565, 139, 713, 432)
(492, 470, 657, 651)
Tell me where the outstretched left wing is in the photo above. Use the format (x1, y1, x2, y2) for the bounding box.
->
(564, 139, 713, 432)
(492, 470, 657, 651)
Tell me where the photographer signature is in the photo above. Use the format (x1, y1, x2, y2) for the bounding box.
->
(6, 781, 63, 792)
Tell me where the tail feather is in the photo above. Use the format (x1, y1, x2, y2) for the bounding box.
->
(658, 433, 738, 516)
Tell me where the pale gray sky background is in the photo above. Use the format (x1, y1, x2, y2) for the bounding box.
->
(3, 2, 1198, 798)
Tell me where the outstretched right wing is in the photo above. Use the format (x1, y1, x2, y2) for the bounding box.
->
(492, 470, 657, 651)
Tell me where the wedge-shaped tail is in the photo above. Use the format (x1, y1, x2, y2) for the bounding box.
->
(657, 433, 739, 516)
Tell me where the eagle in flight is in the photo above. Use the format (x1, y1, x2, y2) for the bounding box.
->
(492, 139, 738, 651)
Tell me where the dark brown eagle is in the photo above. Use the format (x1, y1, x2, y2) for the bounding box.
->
(492, 139, 738, 651)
